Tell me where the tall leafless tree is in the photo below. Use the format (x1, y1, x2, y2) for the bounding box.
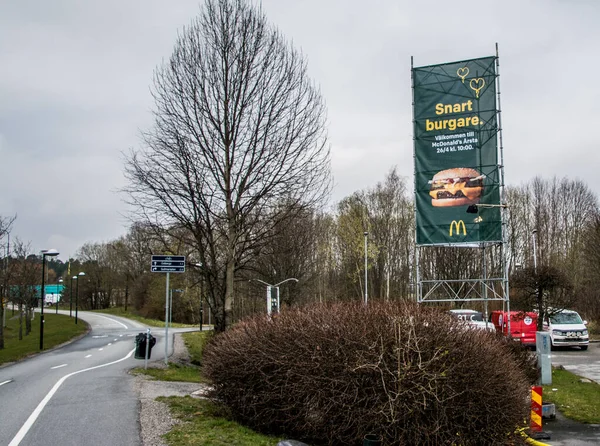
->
(124, 0, 330, 331)
(0, 214, 16, 349)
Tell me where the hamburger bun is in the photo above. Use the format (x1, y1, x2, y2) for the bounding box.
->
(429, 167, 484, 207)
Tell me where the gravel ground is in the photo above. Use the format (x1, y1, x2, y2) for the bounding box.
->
(134, 333, 210, 446)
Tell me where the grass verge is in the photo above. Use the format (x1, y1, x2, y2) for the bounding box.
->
(157, 396, 281, 446)
(133, 362, 205, 383)
(131, 332, 211, 383)
(0, 312, 88, 365)
(543, 367, 600, 423)
(93, 307, 197, 328)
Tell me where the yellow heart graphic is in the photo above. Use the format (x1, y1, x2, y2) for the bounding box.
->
(469, 78, 485, 98)
(457, 67, 469, 83)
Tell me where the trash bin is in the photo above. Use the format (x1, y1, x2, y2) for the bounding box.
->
(363, 434, 382, 446)
(134, 332, 156, 359)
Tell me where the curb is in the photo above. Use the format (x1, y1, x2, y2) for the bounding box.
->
(518, 427, 552, 446)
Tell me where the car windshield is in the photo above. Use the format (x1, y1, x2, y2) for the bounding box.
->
(550, 312, 583, 324)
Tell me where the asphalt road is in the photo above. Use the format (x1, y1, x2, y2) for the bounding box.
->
(541, 341, 600, 446)
(551, 341, 600, 382)
(0, 311, 179, 446)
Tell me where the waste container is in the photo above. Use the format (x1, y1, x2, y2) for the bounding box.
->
(134, 332, 156, 359)
(363, 434, 382, 446)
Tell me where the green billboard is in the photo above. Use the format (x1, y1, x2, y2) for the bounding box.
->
(413, 56, 501, 245)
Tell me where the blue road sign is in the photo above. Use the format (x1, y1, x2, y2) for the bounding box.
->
(151, 255, 186, 273)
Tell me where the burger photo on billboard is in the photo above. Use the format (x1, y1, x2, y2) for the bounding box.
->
(428, 167, 484, 207)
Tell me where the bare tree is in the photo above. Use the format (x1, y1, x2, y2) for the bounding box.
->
(6, 239, 39, 341)
(511, 265, 573, 330)
(0, 214, 16, 349)
(124, 0, 330, 331)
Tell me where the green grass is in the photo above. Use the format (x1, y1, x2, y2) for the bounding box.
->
(157, 396, 281, 446)
(93, 307, 198, 328)
(0, 312, 88, 365)
(132, 362, 206, 383)
(131, 332, 212, 383)
(543, 367, 600, 423)
(183, 331, 212, 365)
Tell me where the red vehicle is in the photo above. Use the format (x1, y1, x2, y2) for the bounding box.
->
(490, 311, 537, 347)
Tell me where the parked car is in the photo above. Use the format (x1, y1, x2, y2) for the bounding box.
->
(490, 310, 537, 347)
(449, 309, 495, 332)
(544, 309, 589, 350)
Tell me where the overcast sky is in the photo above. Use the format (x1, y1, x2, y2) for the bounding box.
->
(1, 0, 598, 260)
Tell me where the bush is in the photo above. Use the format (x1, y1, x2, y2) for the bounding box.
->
(203, 301, 532, 445)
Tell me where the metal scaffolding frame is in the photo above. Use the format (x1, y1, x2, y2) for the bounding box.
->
(412, 45, 509, 318)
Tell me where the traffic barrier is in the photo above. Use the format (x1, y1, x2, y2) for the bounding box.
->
(530, 386, 543, 432)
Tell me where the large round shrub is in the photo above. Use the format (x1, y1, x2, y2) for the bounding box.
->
(203, 301, 532, 445)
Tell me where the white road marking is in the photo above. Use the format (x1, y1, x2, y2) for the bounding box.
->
(89, 313, 128, 329)
(85, 354, 92, 358)
(119, 335, 123, 337)
(0, 379, 13, 387)
(50, 364, 67, 370)
(108, 343, 112, 346)
(8, 348, 135, 446)
(92, 335, 108, 338)
(98, 348, 103, 351)
(113, 338, 117, 341)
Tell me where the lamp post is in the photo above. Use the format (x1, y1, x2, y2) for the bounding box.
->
(250, 278, 298, 315)
(40, 248, 59, 350)
(70, 275, 74, 317)
(364, 231, 368, 305)
(75, 271, 85, 324)
(56, 277, 63, 314)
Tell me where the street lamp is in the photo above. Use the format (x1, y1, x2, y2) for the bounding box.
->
(250, 278, 299, 315)
(70, 275, 75, 317)
(56, 277, 63, 314)
(75, 271, 85, 324)
(40, 248, 59, 350)
(364, 231, 368, 305)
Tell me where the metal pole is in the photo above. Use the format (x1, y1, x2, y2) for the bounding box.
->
(169, 288, 173, 326)
(266, 285, 271, 316)
(495, 43, 511, 338)
(40, 254, 46, 350)
(144, 328, 150, 370)
(364, 231, 368, 305)
(75, 277, 80, 324)
(164, 272, 170, 365)
(70, 276, 73, 317)
(482, 246, 489, 329)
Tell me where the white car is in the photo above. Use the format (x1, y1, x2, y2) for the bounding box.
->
(544, 309, 589, 350)
(449, 309, 496, 332)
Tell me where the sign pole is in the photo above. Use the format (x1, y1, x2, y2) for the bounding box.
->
(144, 328, 150, 370)
(165, 272, 170, 365)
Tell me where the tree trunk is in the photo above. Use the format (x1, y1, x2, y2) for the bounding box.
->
(0, 297, 4, 349)
(25, 306, 31, 335)
(18, 304, 23, 341)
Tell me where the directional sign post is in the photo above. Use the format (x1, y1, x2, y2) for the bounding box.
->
(151, 255, 186, 365)
(151, 255, 186, 273)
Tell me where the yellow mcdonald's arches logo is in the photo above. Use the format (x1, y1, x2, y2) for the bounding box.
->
(449, 220, 467, 236)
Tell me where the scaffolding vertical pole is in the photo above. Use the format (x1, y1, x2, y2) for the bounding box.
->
(495, 43, 511, 336)
(411, 55, 422, 303)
